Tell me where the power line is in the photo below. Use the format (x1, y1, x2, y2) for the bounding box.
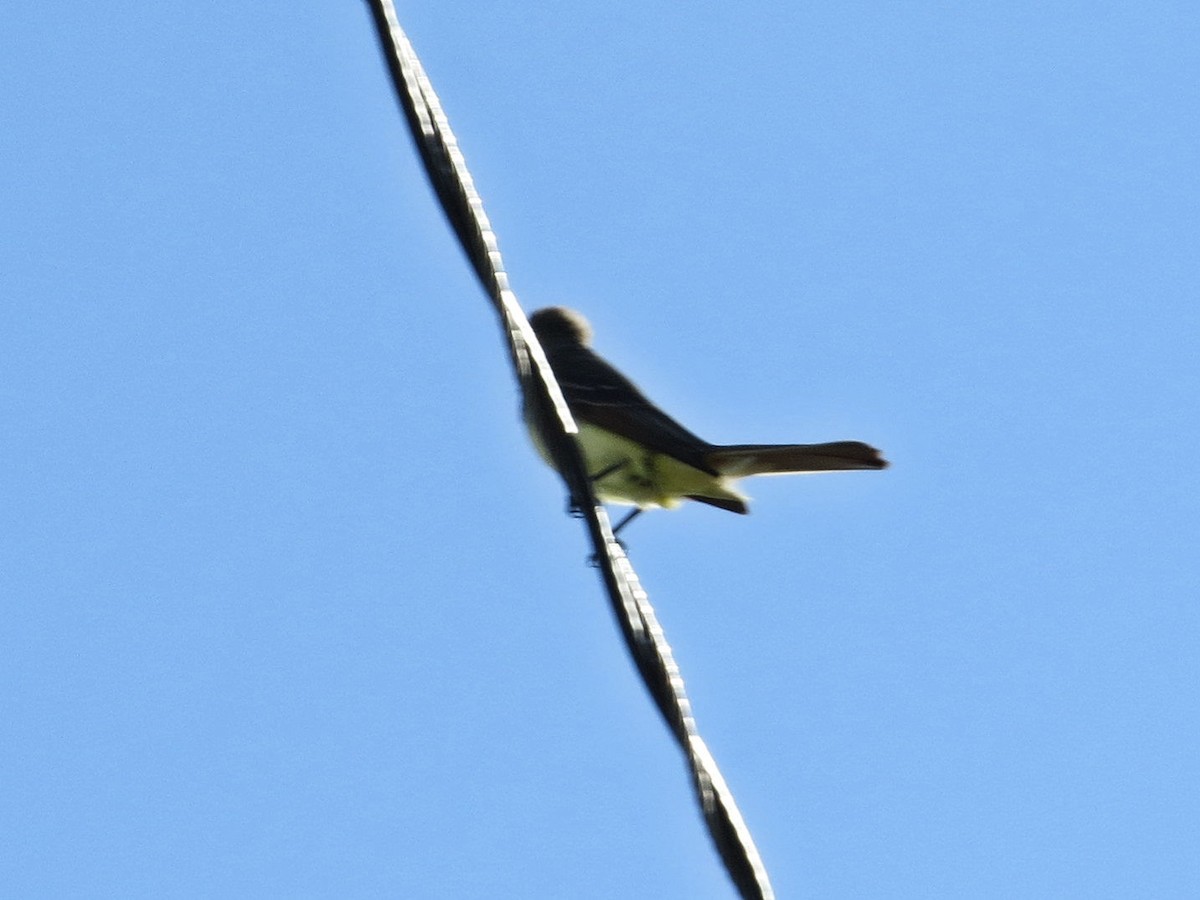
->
(362, 5, 775, 897)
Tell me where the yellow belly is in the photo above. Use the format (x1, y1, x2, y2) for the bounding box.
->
(529, 420, 747, 510)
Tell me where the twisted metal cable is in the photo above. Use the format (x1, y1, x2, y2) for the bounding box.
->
(362, 4, 774, 897)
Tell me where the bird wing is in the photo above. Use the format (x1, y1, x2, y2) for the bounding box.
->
(547, 345, 719, 475)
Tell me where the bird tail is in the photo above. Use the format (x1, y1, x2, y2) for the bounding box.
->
(706, 441, 888, 477)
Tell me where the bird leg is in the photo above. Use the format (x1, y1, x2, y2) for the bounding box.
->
(612, 508, 642, 536)
(568, 460, 628, 517)
(589, 461, 626, 482)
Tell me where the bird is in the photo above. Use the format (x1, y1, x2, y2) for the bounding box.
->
(524, 306, 887, 531)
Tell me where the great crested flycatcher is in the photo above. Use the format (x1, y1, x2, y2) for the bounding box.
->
(524, 306, 887, 519)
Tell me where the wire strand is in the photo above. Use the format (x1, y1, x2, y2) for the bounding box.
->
(361, 5, 775, 896)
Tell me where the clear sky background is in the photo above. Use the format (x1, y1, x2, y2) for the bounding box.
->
(3, 2, 1198, 898)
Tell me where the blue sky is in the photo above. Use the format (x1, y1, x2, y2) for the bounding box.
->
(3, 2, 1198, 897)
